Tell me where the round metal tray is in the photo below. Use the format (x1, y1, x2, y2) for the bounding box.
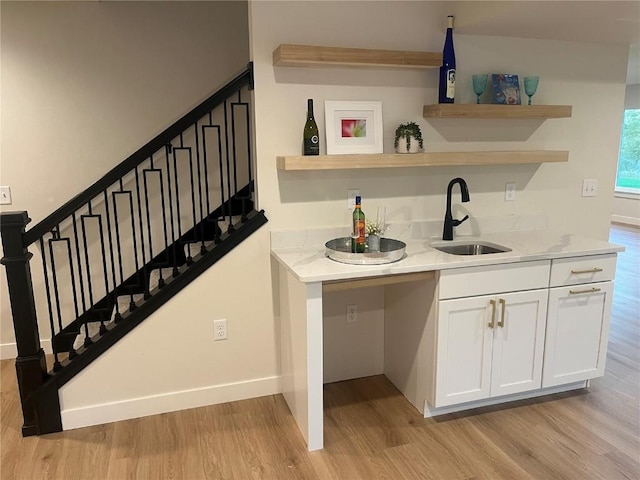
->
(325, 237, 406, 265)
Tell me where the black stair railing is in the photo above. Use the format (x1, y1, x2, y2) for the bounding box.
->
(0, 63, 267, 436)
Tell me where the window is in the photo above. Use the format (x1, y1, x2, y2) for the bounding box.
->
(616, 109, 640, 193)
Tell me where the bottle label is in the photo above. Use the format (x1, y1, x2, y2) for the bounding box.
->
(446, 69, 455, 99)
(355, 220, 365, 244)
(304, 137, 319, 155)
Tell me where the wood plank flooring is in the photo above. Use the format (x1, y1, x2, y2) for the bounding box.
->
(1, 225, 638, 479)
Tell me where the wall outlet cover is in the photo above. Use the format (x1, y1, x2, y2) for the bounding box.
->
(505, 182, 516, 201)
(213, 319, 227, 340)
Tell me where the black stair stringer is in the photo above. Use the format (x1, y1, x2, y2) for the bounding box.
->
(31, 209, 268, 435)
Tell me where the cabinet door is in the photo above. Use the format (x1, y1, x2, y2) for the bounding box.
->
(490, 289, 548, 397)
(435, 295, 494, 407)
(542, 281, 613, 387)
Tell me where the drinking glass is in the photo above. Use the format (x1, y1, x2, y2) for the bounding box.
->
(472, 74, 488, 104)
(375, 207, 386, 232)
(524, 76, 540, 105)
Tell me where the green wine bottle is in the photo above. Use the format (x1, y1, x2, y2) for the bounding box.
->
(352, 196, 366, 253)
(303, 99, 319, 155)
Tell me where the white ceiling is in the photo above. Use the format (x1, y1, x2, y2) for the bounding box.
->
(444, 1, 640, 84)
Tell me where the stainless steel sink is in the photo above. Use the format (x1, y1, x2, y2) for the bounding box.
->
(432, 241, 511, 256)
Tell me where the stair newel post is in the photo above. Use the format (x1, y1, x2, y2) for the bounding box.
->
(0, 211, 49, 436)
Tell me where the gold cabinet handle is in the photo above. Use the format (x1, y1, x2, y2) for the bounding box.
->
(569, 287, 602, 295)
(498, 298, 506, 328)
(570, 267, 603, 274)
(489, 299, 496, 328)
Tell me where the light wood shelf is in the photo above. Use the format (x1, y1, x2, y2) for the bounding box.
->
(423, 104, 572, 119)
(273, 44, 442, 69)
(276, 151, 569, 171)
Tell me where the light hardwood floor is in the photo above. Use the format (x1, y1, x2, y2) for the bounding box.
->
(1, 225, 638, 479)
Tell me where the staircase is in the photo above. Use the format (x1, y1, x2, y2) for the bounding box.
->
(0, 64, 267, 436)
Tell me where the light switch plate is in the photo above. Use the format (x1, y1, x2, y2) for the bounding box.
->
(582, 179, 598, 197)
(0, 186, 12, 205)
(347, 189, 360, 210)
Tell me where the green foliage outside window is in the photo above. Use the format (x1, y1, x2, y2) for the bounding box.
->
(617, 109, 640, 190)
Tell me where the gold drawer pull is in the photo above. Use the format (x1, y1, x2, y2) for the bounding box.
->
(570, 267, 603, 274)
(569, 287, 602, 295)
(498, 298, 506, 328)
(489, 299, 496, 328)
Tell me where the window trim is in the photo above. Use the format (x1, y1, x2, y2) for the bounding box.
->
(615, 107, 639, 194)
(614, 187, 640, 198)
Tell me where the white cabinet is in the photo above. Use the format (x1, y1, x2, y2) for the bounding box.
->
(435, 289, 548, 407)
(383, 253, 619, 420)
(433, 261, 550, 408)
(542, 254, 616, 387)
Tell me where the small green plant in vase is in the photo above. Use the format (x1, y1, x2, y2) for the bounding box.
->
(394, 122, 424, 154)
(365, 219, 387, 237)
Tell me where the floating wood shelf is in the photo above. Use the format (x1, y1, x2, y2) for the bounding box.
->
(423, 104, 573, 119)
(276, 151, 569, 171)
(273, 44, 442, 69)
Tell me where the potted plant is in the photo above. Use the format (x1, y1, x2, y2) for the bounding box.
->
(365, 219, 388, 252)
(394, 121, 424, 154)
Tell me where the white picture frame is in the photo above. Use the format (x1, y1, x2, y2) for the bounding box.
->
(324, 101, 383, 155)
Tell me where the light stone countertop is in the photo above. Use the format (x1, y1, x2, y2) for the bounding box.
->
(271, 227, 624, 284)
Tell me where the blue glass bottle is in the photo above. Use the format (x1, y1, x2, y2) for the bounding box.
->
(438, 15, 456, 104)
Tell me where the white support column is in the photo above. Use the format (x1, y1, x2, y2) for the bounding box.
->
(279, 265, 324, 451)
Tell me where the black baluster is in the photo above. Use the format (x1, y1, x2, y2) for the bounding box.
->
(90, 204, 111, 335)
(112, 191, 125, 322)
(172, 135, 188, 264)
(103, 190, 118, 327)
(143, 167, 166, 289)
(135, 165, 150, 299)
(39, 236, 63, 369)
(203, 122, 222, 243)
(69, 213, 86, 359)
(78, 212, 95, 347)
(230, 95, 240, 211)
(49, 230, 82, 349)
(165, 144, 179, 278)
(233, 89, 252, 222)
(194, 119, 207, 254)
(223, 99, 234, 233)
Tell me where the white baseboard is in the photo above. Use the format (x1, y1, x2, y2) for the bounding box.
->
(1, 339, 52, 360)
(60, 375, 282, 431)
(611, 214, 640, 227)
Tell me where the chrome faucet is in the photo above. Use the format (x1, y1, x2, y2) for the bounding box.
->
(442, 177, 470, 241)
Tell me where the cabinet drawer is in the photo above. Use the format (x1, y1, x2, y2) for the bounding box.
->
(438, 260, 551, 300)
(549, 254, 616, 287)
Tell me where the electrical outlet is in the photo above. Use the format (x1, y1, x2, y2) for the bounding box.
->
(0, 186, 12, 205)
(582, 179, 598, 197)
(213, 319, 227, 341)
(347, 189, 360, 210)
(504, 182, 516, 201)
(346, 304, 358, 323)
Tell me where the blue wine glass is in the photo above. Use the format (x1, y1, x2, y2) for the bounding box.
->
(472, 74, 488, 104)
(524, 76, 540, 105)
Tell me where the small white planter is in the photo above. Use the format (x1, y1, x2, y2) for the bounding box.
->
(395, 136, 422, 154)
(367, 234, 381, 252)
